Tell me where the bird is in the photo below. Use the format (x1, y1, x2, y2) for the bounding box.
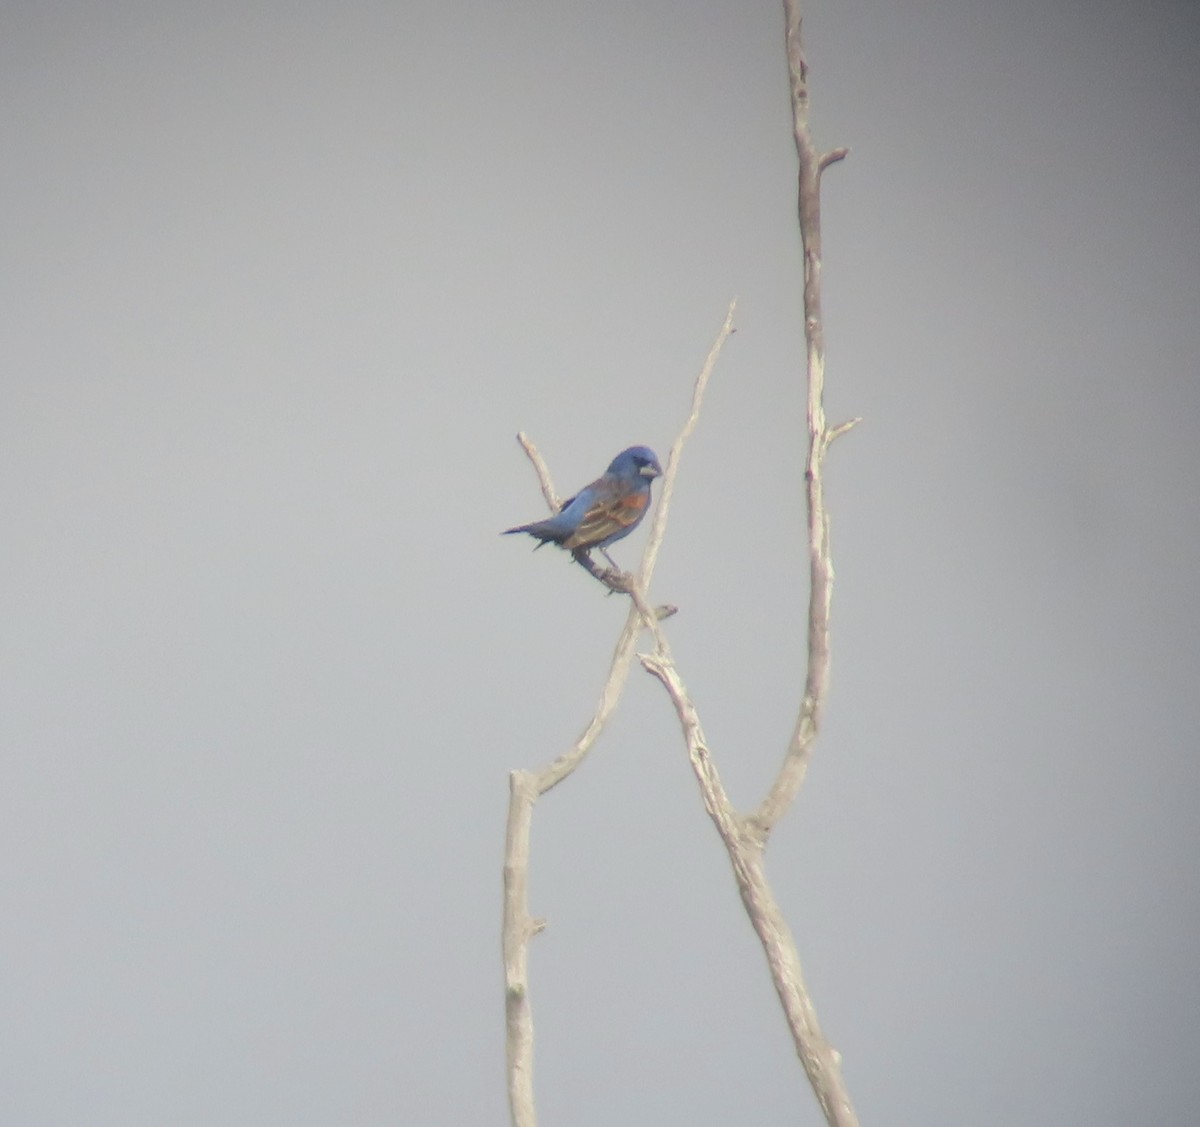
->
(503, 445, 663, 571)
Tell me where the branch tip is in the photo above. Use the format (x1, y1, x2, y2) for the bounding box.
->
(818, 146, 850, 172)
(827, 417, 863, 444)
(514, 432, 561, 512)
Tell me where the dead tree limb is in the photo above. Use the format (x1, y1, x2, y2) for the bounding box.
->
(502, 305, 736, 1127)
(633, 4, 860, 1122)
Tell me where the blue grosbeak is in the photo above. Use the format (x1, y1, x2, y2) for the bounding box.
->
(503, 445, 663, 570)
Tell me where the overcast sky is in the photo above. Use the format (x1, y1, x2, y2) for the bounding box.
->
(3, 1, 1199, 1124)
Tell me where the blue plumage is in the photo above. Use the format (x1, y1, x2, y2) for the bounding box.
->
(503, 446, 663, 557)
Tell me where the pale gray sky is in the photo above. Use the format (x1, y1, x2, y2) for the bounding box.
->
(3, 1, 1199, 1124)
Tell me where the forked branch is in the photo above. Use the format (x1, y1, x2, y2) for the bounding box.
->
(755, 0, 854, 835)
(502, 304, 736, 1127)
(631, 3, 860, 1122)
(504, 5, 857, 1123)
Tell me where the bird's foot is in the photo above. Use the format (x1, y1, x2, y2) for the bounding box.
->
(572, 549, 634, 594)
(599, 567, 635, 593)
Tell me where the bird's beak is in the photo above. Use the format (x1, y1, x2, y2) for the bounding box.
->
(641, 464, 662, 479)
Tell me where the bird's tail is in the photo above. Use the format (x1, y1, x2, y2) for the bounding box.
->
(501, 523, 552, 548)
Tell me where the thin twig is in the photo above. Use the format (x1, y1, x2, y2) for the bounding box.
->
(827, 416, 863, 445)
(819, 146, 850, 172)
(515, 432, 561, 512)
(637, 301, 737, 587)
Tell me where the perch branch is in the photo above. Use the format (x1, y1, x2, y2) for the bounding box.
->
(502, 303, 736, 1127)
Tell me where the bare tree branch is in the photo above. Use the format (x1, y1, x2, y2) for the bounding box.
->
(514, 432, 562, 513)
(637, 302, 736, 588)
(819, 146, 850, 172)
(755, 0, 851, 837)
(505, 8, 857, 1124)
(502, 303, 736, 1127)
(626, 4, 860, 1122)
(628, 557, 857, 1125)
(637, 634, 858, 1127)
(828, 416, 863, 445)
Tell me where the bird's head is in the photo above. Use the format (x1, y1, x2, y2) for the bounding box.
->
(608, 445, 663, 481)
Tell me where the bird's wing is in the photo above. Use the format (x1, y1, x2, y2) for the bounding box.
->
(563, 477, 649, 550)
(501, 480, 606, 543)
